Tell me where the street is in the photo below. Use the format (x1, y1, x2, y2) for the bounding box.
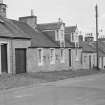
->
(0, 73, 105, 105)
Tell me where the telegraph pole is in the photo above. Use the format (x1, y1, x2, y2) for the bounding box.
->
(95, 4, 99, 70)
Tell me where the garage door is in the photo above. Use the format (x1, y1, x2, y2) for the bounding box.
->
(15, 49, 26, 74)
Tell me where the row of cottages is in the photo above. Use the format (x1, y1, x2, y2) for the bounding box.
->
(19, 17, 82, 72)
(90, 40, 105, 69)
(0, 1, 82, 74)
(1, 0, 105, 75)
(79, 38, 105, 70)
(98, 39, 105, 69)
(79, 42, 97, 69)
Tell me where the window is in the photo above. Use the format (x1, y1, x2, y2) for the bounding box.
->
(61, 49, 65, 63)
(70, 33, 74, 42)
(84, 55, 87, 63)
(56, 54, 59, 61)
(38, 48, 43, 66)
(71, 32, 79, 43)
(60, 41, 65, 47)
(55, 30, 59, 41)
(72, 33, 74, 41)
(50, 48, 55, 64)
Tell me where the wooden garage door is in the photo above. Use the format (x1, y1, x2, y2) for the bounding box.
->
(15, 49, 26, 74)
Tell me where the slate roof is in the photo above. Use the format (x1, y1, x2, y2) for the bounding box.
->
(80, 41, 105, 56)
(65, 37, 75, 48)
(42, 29, 76, 48)
(89, 41, 105, 56)
(37, 22, 75, 48)
(12, 20, 59, 48)
(37, 22, 62, 31)
(65, 26, 77, 34)
(65, 33, 71, 42)
(0, 16, 31, 39)
(43, 31, 55, 41)
(98, 38, 105, 41)
(79, 42, 96, 53)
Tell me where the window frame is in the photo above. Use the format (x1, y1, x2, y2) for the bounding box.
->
(50, 48, 55, 64)
(37, 48, 43, 66)
(84, 55, 87, 63)
(60, 48, 65, 63)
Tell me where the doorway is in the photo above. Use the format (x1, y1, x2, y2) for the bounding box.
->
(15, 48, 26, 74)
(69, 49, 71, 66)
(1, 44, 8, 73)
(89, 55, 91, 69)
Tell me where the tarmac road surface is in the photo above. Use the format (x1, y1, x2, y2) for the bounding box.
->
(0, 73, 105, 105)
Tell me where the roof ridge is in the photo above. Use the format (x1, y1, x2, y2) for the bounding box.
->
(65, 26, 77, 28)
(38, 22, 59, 25)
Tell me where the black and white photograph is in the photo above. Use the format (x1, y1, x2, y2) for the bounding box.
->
(0, 0, 105, 104)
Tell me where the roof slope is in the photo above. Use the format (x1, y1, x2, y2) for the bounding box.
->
(42, 30, 76, 48)
(12, 20, 59, 48)
(89, 41, 105, 56)
(65, 33, 71, 42)
(42, 31, 60, 47)
(65, 37, 75, 48)
(80, 41, 105, 56)
(79, 42, 96, 53)
(0, 16, 31, 39)
(65, 26, 77, 34)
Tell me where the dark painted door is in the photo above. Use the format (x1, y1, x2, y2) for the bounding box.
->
(15, 49, 26, 74)
(1, 44, 8, 73)
(89, 55, 91, 69)
(102, 57, 103, 69)
(69, 49, 71, 66)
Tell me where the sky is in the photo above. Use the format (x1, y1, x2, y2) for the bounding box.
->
(3, 0, 105, 36)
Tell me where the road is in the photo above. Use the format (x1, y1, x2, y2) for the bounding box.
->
(0, 73, 105, 105)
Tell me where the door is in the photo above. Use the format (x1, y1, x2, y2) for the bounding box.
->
(69, 49, 71, 66)
(89, 55, 91, 69)
(15, 49, 26, 74)
(102, 57, 103, 69)
(1, 44, 8, 73)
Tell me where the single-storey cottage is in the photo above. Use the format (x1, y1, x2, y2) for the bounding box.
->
(79, 40, 105, 70)
(79, 42, 97, 69)
(0, 17, 31, 74)
(90, 41, 105, 69)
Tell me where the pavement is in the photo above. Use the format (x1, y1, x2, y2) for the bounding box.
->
(0, 73, 105, 105)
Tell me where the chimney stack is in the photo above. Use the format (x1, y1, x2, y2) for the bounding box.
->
(19, 10, 37, 29)
(31, 9, 34, 16)
(0, 0, 7, 18)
